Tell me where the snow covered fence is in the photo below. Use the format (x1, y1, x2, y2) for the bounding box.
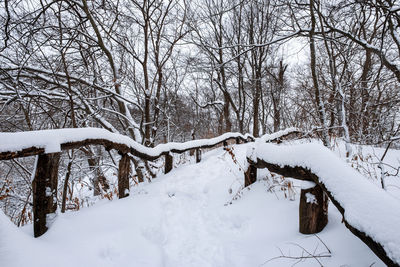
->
(0, 128, 256, 237)
(0, 127, 306, 161)
(0, 128, 255, 161)
(0, 127, 302, 238)
(258, 127, 303, 143)
(245, 142, 400, 266)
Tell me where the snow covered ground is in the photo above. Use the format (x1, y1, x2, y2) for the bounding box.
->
(0, 143, 390, 267)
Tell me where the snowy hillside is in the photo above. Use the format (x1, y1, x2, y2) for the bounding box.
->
(0, 143, 388, 267)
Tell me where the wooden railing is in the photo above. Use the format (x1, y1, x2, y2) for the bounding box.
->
(3, 127, 397, 265)
(244, 143, 400, 266)
(0, 128, 259, 237)
(0, 127, 301, 238)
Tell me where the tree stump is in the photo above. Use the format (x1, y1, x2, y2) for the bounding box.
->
(244, 164, 257, 187)
(165, 153, 173, 174)
(299, 183, 329, 234)
(118, 153, 131, 199)
(32, 152, 60, 237)
(195, 148, 202, 163)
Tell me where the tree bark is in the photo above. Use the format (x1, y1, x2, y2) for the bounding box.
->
(32, 153, 60, 237)
(165, 153, 173, 174)
(195, 149, 202, 163)
(244, 164, 257, 187)
(299, 184, 328, 234)
(61, 154, 73, 213)
(118, 153, 130, 199)
(309, 0, 330, 147)
(252, 71, 262, 137)
(86, 150, 109, 196)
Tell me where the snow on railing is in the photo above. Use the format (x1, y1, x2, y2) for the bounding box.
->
(0, 128, 255, 161)
(258, 127, 302, 143)
(0, 127, 304, 161)
(245, 142, 400, 266)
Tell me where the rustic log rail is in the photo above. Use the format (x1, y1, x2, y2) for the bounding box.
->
(0, 128, 255, 161)
(244, 142, 400, 266)
(0, 127, 301, 237)
(0, 127, 304, 161)
(2, 127, 396, 265)
(0, 128, 259, 237)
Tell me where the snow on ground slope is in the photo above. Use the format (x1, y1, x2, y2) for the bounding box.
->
(0, 144, 385, 267)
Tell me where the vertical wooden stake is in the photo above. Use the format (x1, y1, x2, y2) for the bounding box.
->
(223, 140, 228, 150)
(236, 137, 241, 144)
(118, 153, 130, 199)
(165, 153, 173, 174)
(135, 161, 145, 183)
(32, 152, 60, 237)
(190, 132, 195, 156)
(195, 148, 202, 163)
(244, 164, 257, 187)
(299, 184, 329, 234)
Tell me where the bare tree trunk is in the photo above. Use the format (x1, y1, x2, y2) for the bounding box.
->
(317, 9, 351, 156)
(272, 60, 287, 132)
(253, 75, 261, 137)
(85, 147, 109, 196)
(309, 0, 330, 147)
(61, 151, 74, 213)
(223, 92, 232, 132)
(360, 51, 372, 140)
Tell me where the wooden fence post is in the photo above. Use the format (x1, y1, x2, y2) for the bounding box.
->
(244, 164, 257, 187)
(135, 161, 145, 183)
(32, 152, 60, 237)
(195, 148, 202, 163)
(165, 153, 173, 174)
(190, 132, 195, 156)
(223, 140, 228, 150)
(236, 137, 241, 144)
(118, 153, 130, 199)
(299, 183, 328, 234)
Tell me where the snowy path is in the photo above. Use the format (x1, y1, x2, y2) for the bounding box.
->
(1, 144, 385, 267)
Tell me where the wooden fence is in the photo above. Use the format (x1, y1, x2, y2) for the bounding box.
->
(0, 128, 258, 237)
(244, 144, 400, 266)
(2, 127, 396, 265)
